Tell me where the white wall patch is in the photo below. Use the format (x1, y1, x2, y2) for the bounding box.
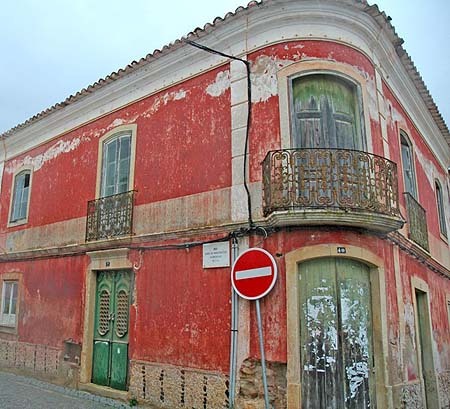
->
(206, 70, 231, 97)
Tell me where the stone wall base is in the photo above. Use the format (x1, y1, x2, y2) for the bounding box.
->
(438, 371, 450, 409)
(0, 339, 78, 388)
(129, 360, 229, 408)
(236, 359, 287, 409)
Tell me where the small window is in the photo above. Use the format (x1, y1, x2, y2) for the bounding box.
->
(100, 132, 131, 197)
(400, 133, 417, 198)
(0, 281, 18, 327)
(10, 170, 31, 223)
(435, 180, 447, 238)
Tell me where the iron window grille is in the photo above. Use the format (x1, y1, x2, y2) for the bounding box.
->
(86, 190, 135, 242)
(404, 192, 429, 251)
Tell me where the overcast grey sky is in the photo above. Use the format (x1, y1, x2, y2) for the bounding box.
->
(1, 0, 449, 134)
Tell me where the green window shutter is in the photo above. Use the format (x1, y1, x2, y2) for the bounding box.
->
(435, 182, 447, 238)
(400, 133, 417, 198)
(101, 133, 131, 197)
(292, 75, 363, 150)
(11, 171, 30, 222)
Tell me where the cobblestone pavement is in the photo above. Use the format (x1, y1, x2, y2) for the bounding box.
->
(0, 371, 132, 409)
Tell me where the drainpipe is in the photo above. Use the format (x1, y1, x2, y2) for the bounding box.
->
(229, 236, 239, 408)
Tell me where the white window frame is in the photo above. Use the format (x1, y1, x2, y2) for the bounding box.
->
(0, 280, 18, 327)
(95, 124, 137, 199)
(8, 167, 33, 227)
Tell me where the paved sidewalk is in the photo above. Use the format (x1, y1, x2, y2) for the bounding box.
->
(0, 371, 132, 409)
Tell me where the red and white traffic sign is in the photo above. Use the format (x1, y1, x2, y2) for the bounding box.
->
(231, 248, 277, 300)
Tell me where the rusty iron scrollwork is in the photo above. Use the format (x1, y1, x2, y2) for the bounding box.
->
(86, 190, 134, 242)
(262, 148, 401, 219)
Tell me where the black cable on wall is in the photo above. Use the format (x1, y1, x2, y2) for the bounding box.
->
(185, 40, 254, 228)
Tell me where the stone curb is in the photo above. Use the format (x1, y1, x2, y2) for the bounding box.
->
(0, 371, 132, 408)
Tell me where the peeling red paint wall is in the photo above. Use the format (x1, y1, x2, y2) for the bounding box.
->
(128, 244, 231, 372)
(0, 66, 231, 231)
(0, 256, 87, 347)
(0, 38, 448, 387)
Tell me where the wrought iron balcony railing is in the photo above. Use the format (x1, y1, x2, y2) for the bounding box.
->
(404, 192, 429, 251)
(262, 148, 403, 231)
(86, 191, 134, 242)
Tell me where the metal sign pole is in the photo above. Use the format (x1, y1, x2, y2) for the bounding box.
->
(229, 237, 239, 408)
(255, 299, 270, 409)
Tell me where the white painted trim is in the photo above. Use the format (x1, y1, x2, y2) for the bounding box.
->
(0, 273, 21, 333)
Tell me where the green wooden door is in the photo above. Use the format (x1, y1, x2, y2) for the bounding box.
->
(299, 258, 374, 408)
(92, 271, 131, 390)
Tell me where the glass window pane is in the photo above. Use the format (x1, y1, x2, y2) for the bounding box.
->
(3, 283, 11, 314)
(19, 186, 29, 220)
(106, 140, 118, 163)
(101, 133, 131, 196)
(436, 182, 448, 237)
(119, 136, 130, 160)
(24, 173, 30, 188)
(118, 158, 130, 189)
(10, 283, 18, 315)
(401, 135, 416, 198)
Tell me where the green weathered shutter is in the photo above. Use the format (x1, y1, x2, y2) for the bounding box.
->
(300, 258, 342, 407)
(101, 133, 131, 197)
(336, 259, 373, 408)
(400, 134, 417, 198)
(299, 258, 374, 408)
(292, 75, 363, 150)
(11, 171, 30, 222)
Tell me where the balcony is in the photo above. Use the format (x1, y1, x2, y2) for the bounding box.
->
(404, 192, 429, 251)
(262, 148, 404, 233)
(86, 191, 134, 242)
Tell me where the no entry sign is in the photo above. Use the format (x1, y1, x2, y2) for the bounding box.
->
(231, 248, 277, 300)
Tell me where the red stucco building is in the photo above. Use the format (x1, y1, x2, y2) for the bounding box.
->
(0, 1, 449, 408)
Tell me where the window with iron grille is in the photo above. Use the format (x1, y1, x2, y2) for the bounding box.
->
(86, 126, 136, 242)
